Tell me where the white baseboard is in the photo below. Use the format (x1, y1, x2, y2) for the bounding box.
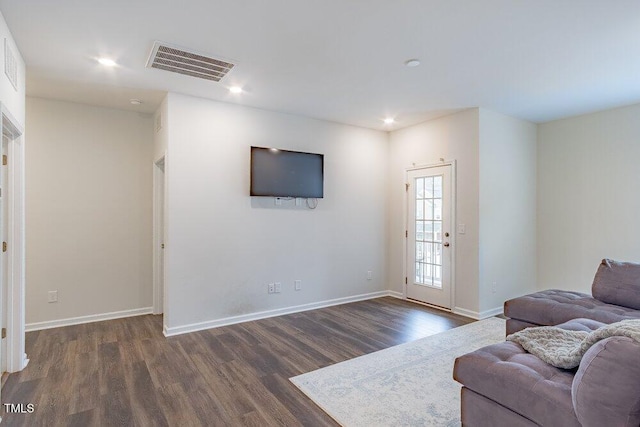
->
(387, 291, 405, 299)
(163, 290, 395, 337)
(25, 307, 154, 332)
(479, 306, 504, 319)
(393, 294, 504, 320)
(453, 306, 504, 320)
(452, 307, 479, 319)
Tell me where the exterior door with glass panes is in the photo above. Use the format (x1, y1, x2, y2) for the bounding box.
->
(406, 165, 452, 309)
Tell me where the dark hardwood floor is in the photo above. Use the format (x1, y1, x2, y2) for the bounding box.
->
(1, 297, 471, 426)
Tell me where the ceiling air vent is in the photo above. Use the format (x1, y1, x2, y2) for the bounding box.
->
(4, 39, 18, 91)
(146, 41, 234, 82)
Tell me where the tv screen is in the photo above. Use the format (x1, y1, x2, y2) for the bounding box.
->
(250, 147, 324, 198)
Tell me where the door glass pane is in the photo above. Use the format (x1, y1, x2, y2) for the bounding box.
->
(425, 199, 433, 220)
(416, 221, 424, 241)
(433, 221, 442, 242)
(416, 242, 424, 262)
(433, 265, 442, 287)
(416, 178, 424, 198)
(426, 242, 434, 264)
(416, 200, 424, 220)
(434, 176, 442, 198)
(423, 263, 433, 285)
(424, 177, 434, 198)
(434, 199, 442, 220)
(415, 262, 422, 283)
(424, 221, 433, 242)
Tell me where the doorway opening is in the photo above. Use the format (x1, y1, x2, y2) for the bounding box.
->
(0, 106, 27, 390)
(1, 135, 8, 381)
(152, 156, 165, 318)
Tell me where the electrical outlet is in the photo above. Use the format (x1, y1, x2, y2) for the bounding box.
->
(492, 281, 497, 294)
(275, 282, 282, 293)
(48, 290, 58, 303)
(366, 270, 373, 280)
(275, 198, 282, 206)
(268, 283, 275, 294)
(294, 280, 302, 291)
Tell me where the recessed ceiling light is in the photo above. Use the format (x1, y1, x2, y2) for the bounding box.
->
(229, 86, 243, 94)
(384, 117, 395, 125)
(404, 59, 421, 67)
(130, 99, 142, 105)
(97, 57, 117, 67)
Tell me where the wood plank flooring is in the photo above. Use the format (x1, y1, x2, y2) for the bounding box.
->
(1, 297, 471, 426)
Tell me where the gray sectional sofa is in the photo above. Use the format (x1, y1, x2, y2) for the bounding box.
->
(504, 288, 640, 335)
(505, 259, 640, 335)
(454, 259, 640, 426)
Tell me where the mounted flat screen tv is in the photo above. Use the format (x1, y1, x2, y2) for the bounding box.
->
(250, 146, 324, 198)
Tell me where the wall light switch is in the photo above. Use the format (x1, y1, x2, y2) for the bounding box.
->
(268, 283, 275, 294)
(458, 224, 466, 234)
(294, 280, 302, 291)
(366, 271, 373, 280)
(275, 198, 282, 206)
(275, 282, 282, 293)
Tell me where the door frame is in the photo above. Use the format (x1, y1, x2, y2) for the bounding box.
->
(152, 154, 166, 315)
(403, 160, 457, 310)
(1, 104, 27, 372)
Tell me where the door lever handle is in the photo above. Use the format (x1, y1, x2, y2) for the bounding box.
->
(443, 242, 450, 247)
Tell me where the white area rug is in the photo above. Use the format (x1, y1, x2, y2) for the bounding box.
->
(290, 317, 505, 426)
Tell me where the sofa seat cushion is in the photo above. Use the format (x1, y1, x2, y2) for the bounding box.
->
(553, 317, 606, 332)
(504, 289, 640, 327)
(454, 340, 581, 427)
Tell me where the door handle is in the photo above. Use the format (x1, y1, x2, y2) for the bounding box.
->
(443, 242, 450, 247)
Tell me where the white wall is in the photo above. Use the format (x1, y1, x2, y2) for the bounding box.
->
(26, 98, 154, 325)
(163, 93, 389, 331)
(0, 10, 25, 128)
(388, 109, 480, 313)
(537, 103, 640, 294)
(478, 109, 537, 312)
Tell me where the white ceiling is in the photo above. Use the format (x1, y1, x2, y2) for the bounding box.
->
(1, 0, 639, 130)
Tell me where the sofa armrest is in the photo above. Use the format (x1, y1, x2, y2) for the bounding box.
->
(572, 336, 640, 427)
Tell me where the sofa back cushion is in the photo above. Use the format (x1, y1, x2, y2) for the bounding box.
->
(592, 259, 640, 310)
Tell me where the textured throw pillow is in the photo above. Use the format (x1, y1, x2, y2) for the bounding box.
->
(592, 258, 640, 310)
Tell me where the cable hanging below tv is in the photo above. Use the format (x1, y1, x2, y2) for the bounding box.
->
(250, 146, 324, 199)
